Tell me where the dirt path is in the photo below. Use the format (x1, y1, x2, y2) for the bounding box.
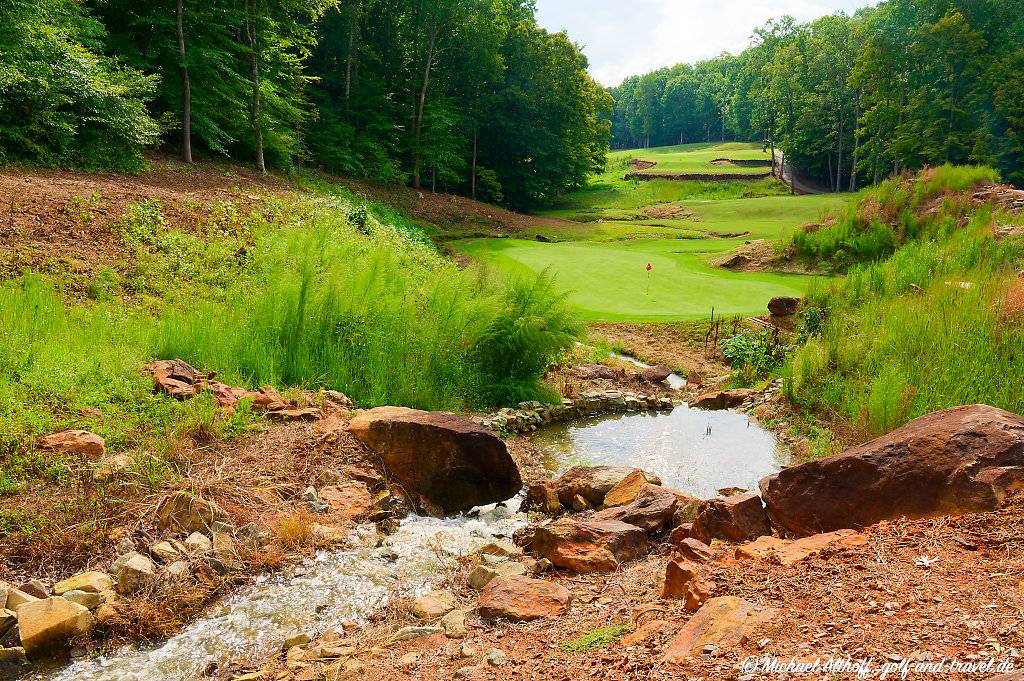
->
(772, 150, 832, 195)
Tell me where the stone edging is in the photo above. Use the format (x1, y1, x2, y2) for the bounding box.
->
(475, 390, 675, 433)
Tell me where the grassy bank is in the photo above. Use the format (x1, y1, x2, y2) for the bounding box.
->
(782, 166, 1024, 439)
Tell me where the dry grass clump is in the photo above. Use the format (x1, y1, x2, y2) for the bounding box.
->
(274, 511, 315, 549)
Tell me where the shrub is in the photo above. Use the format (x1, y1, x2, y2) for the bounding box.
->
(722, 329, 785, 381)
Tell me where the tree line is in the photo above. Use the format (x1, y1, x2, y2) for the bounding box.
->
(0, 0, 611, 209)
(610, 0, 1024, 188)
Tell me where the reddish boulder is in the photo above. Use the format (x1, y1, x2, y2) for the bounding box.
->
(663, 596, 774, 662)
(348, 407, 522, 513)
(759, 405, 1024, 536)
(601, 469, 650, 508)
(39, 430, 105, 458)
(147, 359, 208, 399)
(531, 518, 648, 573)
(592, 484, 677, 533)
(673, 537, 713, 563)
(736, 529, 867, 566)
(320, 482, 374, 520)
(555, 466, 661, 508)
(640, 365, 673, 383)
(690, 389, 756, 410)
(691, 493, 771, 543)
(477, 576, 570, 621)
(661, 558, 716, 610)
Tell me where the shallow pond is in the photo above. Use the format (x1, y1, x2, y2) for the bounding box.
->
(531, 404, 789, 499)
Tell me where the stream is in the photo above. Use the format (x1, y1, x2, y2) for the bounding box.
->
(38, 360, 786, 681)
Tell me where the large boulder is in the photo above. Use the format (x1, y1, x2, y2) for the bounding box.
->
(530, 518, 648, 573)
(691, 493, 771, 543)
(477, 576, 570, 621)
(592, 484, 678, 533)
(759, 405, 1024, 536)
(555, 466, 661, 508)
(663, 596, 774, 662)
(348, 407, 522, 513)
(17, 597, 94, 658)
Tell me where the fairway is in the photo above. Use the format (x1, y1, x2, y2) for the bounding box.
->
(451, 142, 850, 321)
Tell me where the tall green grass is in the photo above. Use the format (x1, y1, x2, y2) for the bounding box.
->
(791, 164, 1000, 268)
(785, 202, 1024, 437)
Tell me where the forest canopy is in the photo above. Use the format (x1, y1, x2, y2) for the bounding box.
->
(609, 0, 1024, 189)
(0, 0, 611, 209)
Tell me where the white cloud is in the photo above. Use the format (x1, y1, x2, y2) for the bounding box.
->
(535, 0, 879, 87)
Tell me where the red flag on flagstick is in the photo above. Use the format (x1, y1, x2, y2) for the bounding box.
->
(646, 263, 652, 271)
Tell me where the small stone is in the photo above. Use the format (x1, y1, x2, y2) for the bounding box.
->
(571, 494, 591, 512)
(4, 588, 39, 612)
(441, 609, 469, 638)
(39, 430, 105, 457)
(54, 571, 113, 596)
(484, 648, 508, 667)
(454, 666, 477, 678)
(460, 643, 476, 658)
(468, 561, 527, 590)
(477, 540, 522, 559)
(114, 552, 157, 595)
(390, 626, 443, 642)
(283, 632, 310, 650)
(18, 580, 48, 599)
(61, 590, 105, 610)
(184, 532, 213, 554)
(411, 590, 457, 620)
(398, 651, 420, 666)
(0, 647, 30, 679)
(163, 561, 191, 581)
(149, 540, 181, 564)
(0, 609, 16, 635)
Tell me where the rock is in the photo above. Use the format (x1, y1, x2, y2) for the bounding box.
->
(760, 405, 1024, 536)
(92, 453, 132, 482)
(16, 597, 94, 658)
(283, 632, 310, 649)
(154, 492, 227, 534)
(302, 486, 329, 514)
(39, 430, 105, 458)
(183, 532, 213, 554)
(211, 531, 236, 570)
(601, 470, 650, 508)
(477, 540, 522, 559)
(411, 590, 457, 620)
(570, 494, 591, 511)
(691, 493, 771, 543)
(483, 648, 508, 667)
(4, 589, 38, 612)
(690, 389, 756, 410)
(736, 529, 868, 565)
(441, 609, 469, 638)
(531, 518, 648, 573)
(267, 407, 322, 422)
(17, 581, 48, 600)
(477, 576, 570, 621)
(390, 626, 443, 642)
(149, 540, 181, 564)
(661, 558, 716, 610)
(640, 365, 673, 383)
(147, 358, 206, 398)
(663, 596, 774, 662)
(621, 619, 671, 647)
(0, 647, 29, 679)
(522, 481, 561, 515)
(767, 296, 800, 316)
(319, 482, 374, 520)
(114, 553, 157, 595)
(397, 651, 420, 666)
(53, 571, 112, 596)
(673, 537, 713, 563)
(574, 364, 618, 380)
(0, 610, 15, 639)
(348, 407, 522, 513)
(61, 590, 105, 610)
(555, 466, 661, 508)
(163, 561, 191, 581)
(593, 484, 678, 533)
(670, 523, 692, 544)
(469, 561, 527, 590)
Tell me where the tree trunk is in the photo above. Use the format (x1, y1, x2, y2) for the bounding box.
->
(849, 90, 861, 192)
(176, 0, 192, 163)
(245, 0, 266, 174)
(471, 125, 478, 200)
(835, 114, 845, 193)
(412, 22, 438, 190)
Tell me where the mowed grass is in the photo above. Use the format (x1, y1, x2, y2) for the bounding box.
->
(454, 142, 850, 321)
(613, 142, 773, 176)
(458, 237, 816, 321)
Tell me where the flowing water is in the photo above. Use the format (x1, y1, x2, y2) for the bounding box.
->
(530, 404, 789, 499)
(38, 353, 785, 680)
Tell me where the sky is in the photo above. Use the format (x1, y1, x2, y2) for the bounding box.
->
(535, 0, 879, 87)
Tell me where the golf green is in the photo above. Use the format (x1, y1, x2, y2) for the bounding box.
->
(457, 237, 818, 321)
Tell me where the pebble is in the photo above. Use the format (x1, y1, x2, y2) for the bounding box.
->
(484, 648, 508, 667)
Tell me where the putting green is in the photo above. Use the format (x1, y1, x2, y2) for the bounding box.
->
(458, 237, 817, 321)
(618, 142, 772, 176)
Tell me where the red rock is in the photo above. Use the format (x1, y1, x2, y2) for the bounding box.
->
(39, 430, 105, 458)
(673, 537, 713, 563)
(620, 619, 671, 647)
(759, 405, 1024, 536)
(147, 359, 207, 399)
(736, 529, 867, 565)
(592, 484, 677, 533)
(348, 406, 522, 513)
(691, 493, 771, 543)
(640, 365, 672, 383)
(268, 407, 322, 421)
(661, 558, 715, 610)
(601, 470, 650, 508)
(670, 523, 693, 545)
(555, 466, 661, 508)
(477, 576, 570, 621)
(531, 518, 648, 573)
(690, 389, 756, 410)
(663, 596, 774, 662)
(320, 482, 374, 520)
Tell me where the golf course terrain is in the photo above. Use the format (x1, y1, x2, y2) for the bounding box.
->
(453, 142, 849, 321)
